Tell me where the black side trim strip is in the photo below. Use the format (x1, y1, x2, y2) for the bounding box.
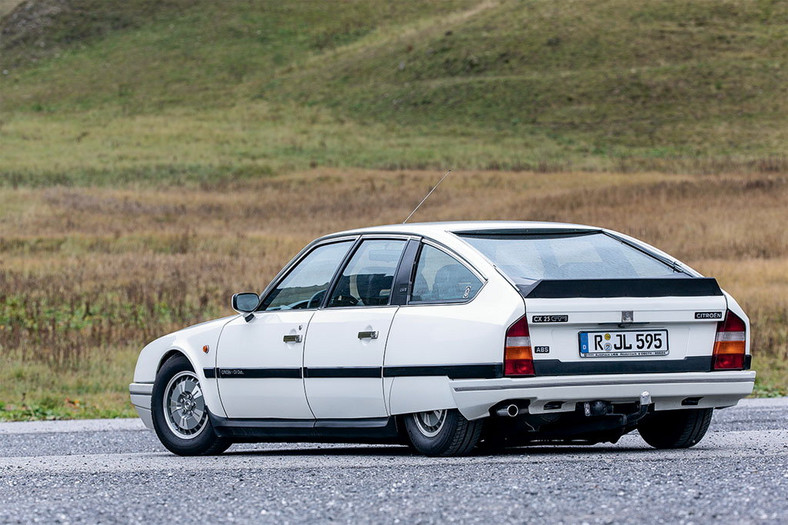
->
(314, 418, 391, 429)
(384, 364, 502, 379)
(520, 278, 722, 299)
(210, 364, 502, 380)
(209, 414, 400, 442)
(304, 367, 382, 378)
(533, 356, 712, 376)
(217, 368, 302, 379)
(743, 354, 752, 370)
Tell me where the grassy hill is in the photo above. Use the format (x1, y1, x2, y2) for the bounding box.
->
(1, 0, 785, 185)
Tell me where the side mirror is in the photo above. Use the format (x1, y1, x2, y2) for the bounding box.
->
(232, 292, 259, 315)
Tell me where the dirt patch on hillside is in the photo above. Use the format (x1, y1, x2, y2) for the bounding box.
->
(0, 0, 25, 18)
(0, 0, 196, 68)
(1, 0, 69, 49)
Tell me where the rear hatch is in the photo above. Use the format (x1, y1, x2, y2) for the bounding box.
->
(457, 229, 728, 374)
(521, 278, 726, 374)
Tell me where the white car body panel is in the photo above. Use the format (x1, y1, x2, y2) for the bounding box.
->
(451, 370, 757, 420)
(130, 316, 234, 428)
(387, 376, 456, 416)
(303, 307, 397, 418)
(215, 311, 314, 419)
(526, 295, 726, 364)
(384, 275, 522, 416)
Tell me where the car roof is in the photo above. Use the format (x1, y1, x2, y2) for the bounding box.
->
(319, 222, 603, 280)
(332, 220, 599, 238)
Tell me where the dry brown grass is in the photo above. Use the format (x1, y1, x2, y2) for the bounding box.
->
(1, 169, 786, 418)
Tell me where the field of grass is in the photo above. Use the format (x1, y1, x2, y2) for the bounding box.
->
(1, 0, 785, 182)
(0, 0, 785, 419)
(1, 170, 786, 419)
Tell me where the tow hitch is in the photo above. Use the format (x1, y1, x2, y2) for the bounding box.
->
(488, 391, 655, 444)
(583, 391, 652, 425)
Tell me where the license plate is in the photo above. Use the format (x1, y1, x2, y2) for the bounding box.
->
(579, 330, 669, 358)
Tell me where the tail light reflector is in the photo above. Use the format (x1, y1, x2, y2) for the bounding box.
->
(712, 310, 747, 370)
(505, 316, 534, 376)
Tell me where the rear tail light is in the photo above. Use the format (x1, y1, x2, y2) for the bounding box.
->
(505, 316, 534, 376)
(712, 310, 747, 370)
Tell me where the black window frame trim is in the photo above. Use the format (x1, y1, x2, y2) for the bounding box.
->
(321, 234, 415, 310)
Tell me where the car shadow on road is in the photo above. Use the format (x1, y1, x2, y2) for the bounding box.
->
(221, 443, 655, 457)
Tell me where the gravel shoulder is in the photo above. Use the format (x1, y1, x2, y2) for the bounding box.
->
(1, 398, 786, 524)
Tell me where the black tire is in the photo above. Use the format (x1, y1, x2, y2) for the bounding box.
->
(152, 355, 231, 456)
(404, 409, 484, 456)
(638, 408, 713, 449)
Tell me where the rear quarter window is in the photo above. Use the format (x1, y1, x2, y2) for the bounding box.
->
(410, 245, 483, 304)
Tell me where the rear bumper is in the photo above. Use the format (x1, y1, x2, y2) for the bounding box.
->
(451, 370, 756, 420)
(129, 383, 154, 429)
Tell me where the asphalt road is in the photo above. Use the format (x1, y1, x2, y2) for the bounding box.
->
(1, 399, 786, 524)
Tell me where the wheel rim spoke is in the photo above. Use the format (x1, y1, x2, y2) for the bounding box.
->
(414, 409, 446, 437)
(163, 371, 208, 440)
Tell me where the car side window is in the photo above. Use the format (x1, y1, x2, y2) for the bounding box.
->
(327, 239, 407, 308)
(259, 241, 353, 311)
(410, 245, 482, 304)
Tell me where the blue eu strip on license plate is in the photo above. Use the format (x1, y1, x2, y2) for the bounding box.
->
(580, 332, 590, 354)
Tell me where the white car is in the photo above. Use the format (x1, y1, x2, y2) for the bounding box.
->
(130, 221, 755, 456)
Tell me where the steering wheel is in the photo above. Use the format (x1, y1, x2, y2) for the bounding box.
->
(307, 290, 326, 309)
(331, 294, 359, 307)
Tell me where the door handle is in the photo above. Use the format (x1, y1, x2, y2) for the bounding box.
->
(283, 334, 302, 343)
(357, 330, 379, 340)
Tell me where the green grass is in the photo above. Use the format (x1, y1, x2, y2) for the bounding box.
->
(1, 0, 785, 183)
(0, 347, 139, 421)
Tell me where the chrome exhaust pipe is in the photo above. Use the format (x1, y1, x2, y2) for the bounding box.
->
(495, 404, 520, 418)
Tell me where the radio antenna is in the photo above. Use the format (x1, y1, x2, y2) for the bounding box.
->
(403, 169, 452, 224)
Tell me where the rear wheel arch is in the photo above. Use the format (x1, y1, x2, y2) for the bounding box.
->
(403, 408, 484, 456)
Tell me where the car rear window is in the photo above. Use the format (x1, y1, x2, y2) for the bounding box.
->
(458, 232, 682, 284)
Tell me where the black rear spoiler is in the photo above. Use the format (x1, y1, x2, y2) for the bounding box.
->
(517, 278, 723, 299)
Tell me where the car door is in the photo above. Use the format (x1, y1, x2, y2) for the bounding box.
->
(303, 238, 408, 419)
(215, 240, 354, 419)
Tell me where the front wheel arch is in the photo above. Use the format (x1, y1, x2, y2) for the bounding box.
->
(157, 349, 188, 374)
(151, 354, 230, 456)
